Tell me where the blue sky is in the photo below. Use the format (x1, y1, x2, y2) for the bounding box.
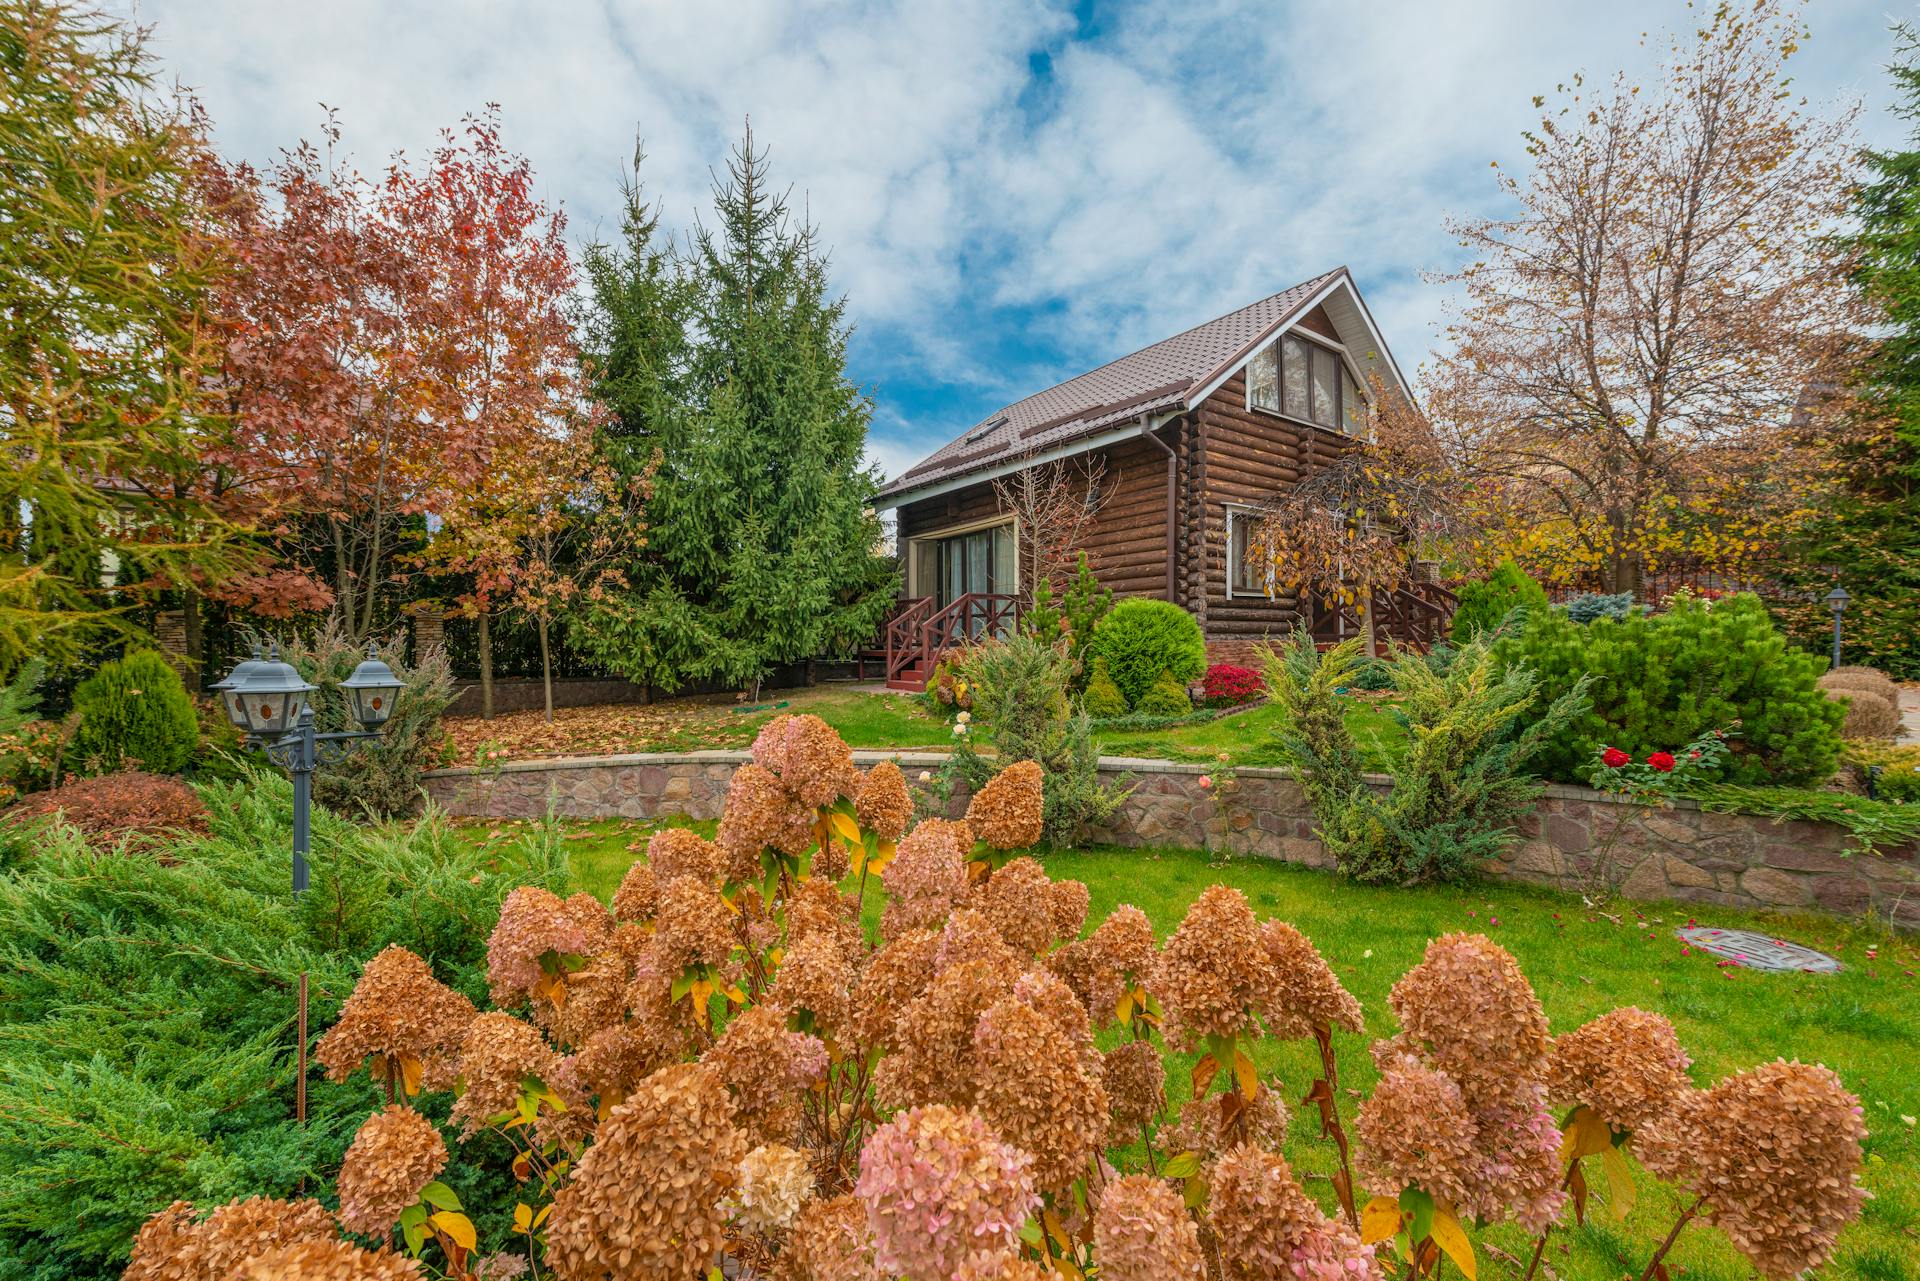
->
(119, 0, 1911, 482)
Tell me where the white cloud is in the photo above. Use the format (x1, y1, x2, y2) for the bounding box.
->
(118, 0, 1907, 478)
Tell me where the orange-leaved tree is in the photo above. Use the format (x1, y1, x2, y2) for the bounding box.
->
(1428, 0, 1858, 596)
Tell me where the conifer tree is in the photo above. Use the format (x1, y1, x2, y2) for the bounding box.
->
(573, 128, 895, 691)
(1784, 25, 1920, 676)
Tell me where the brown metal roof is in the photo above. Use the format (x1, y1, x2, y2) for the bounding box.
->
(877, 268, 1347, 500)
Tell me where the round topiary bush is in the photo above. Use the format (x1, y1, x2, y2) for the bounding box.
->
(68, 650, 199, 775)
(1828, 687, 1901, 741)
(1821, 666, 1901, 709)
(1082, 656, 1129, 717)
(1087, 599, 1206, 707)
(1136, 668, 1193, 717)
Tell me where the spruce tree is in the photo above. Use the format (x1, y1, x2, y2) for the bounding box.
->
(573, 128, 895, 691)
(1787, 26, 1920, 676)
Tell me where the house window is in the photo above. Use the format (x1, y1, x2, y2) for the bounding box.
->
(1247, 331, 1364, 431)
(1227, 507, 1267, 597)
(910, 521, 1016, 606)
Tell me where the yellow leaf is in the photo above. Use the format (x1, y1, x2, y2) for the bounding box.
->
(1360, 1196, 1402, 1244)
(532, 1203, 552, 1229)
(1115, 990, 1135, 1025)
(868, 840, 897, 874)
(1233, 1048, 1260, 1100)
(724, 983, 748, 1004)
(828, 811, 862, 844)
(1191, 1054, 1219, 1097)
(513, 1203, 533, 1233)
(1430, 1208, 1476, 1281)
(690, 978, 713, 1029)
(1560, 1106, 1613, 1163)
(396, 1055, 424, 1097)
(1600, 1144, 1636, 1222)
(430, 1211, 478, 1252)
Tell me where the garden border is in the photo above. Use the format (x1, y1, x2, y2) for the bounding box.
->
(421, 752, 1919, 927)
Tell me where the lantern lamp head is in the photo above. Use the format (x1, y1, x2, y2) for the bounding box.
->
(224, 642, 317, 739)
(209, 642, 268, 732)
(339, 641, 404, 730)
(1825, 586, 1850, 616)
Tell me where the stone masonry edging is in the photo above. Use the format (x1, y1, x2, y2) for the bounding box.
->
(421, 752, 1920, 928)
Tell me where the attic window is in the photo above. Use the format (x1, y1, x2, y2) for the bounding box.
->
(964, 416, 1007, 446)
(1247, 333, 1364, 431)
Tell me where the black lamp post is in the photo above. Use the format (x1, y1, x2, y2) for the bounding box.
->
(1824, 586, 1850, 670)
(210, 640, 403, 894)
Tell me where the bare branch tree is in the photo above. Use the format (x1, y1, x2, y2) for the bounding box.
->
(991, 451, 1108, 600)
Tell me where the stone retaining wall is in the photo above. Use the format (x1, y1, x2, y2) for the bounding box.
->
(421, 752, 1919, 927)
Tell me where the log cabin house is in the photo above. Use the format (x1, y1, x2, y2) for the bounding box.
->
(871, 268, 1452, 690)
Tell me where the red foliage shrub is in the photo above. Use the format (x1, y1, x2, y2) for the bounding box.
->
(5, 770, 208, 847)
(1201, 664, 1263, 708)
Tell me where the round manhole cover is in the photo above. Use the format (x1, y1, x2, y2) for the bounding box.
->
(1675, 926, 1841, 973)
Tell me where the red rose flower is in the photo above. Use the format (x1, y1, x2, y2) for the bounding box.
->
(1601, 747, 1631, 768)
(1647, 751, 1676, 773)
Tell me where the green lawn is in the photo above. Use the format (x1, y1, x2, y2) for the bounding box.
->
(452, 816, 1920, 1281)
(1097, 697, 1406, 771)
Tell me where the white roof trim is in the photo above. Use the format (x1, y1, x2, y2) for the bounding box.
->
(874, 412, 1180, 512)
(1183, 273, 1412, 412)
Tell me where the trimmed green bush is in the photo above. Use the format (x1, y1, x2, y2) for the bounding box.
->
(1491, 593, 1844, 786)
(67, 651, 198, 775)
(1450, 560, 1549, 641)
(1136, 668, 1193, 717)
(1082, 656, 1129, 717)
(1087, 599, 1205, 707)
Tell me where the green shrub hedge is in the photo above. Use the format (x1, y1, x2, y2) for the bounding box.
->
(1087, 599, 1205, 707)
(1491, 593, 1844, 786)
(1136, 668, 1193, 716)
(67, 651, 198, 775)
(1451, 560, 1549, 641)
(1082, 656, 1128, 717)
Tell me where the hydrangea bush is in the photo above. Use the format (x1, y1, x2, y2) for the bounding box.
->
(133, 714, 1871, 1281)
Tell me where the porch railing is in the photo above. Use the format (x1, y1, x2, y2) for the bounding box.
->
(884, 592, 1020, 686)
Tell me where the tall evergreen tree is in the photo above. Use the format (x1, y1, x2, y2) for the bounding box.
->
(1785, 25, 1920, 676)
(572, 128, 896, 691)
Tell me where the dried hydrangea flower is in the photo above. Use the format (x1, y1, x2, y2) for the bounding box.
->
(849, 928, 940, 1051)
(1102, 1040, 1168, 1144)
(935, 906, 1026, 977)
(535, 1053, 599, 1153)
(1355, 1052, 1479, 1212)
(1164, 1086, 1290, 1161)
(651, 874, 738, 974)
(880, 818, 970, 938)
(126, 1197, 339, 1281)
(472, 1254, 530, 1281)
(610, 859, 658, 923)
(875, 952, 1022, 1111)
(952, 1252, 1052, 1281)
(783, 1194, 879, 1281)
(966, 760, 1044, 849)
(812, 835, 851, 883)
(1052, 903, 1157, 1030)
(1209, 1146, 1381, 1281)
(730, 1143, 817, 1234)
(315, 945, 477, 1093)
(753, 713, 860, 808)
(1257, 919, 1363, 1039)
(1153, 885, 1271, 1049)
(546, 952, 634, 1051)
(855, 1104, 1038, 1281)
(973, 856, 1056, 955)
(772, 931, 855, 1034)
(336, 1105, 448, 1236)
(1094, 1173, 1205, 1281)
(572, 1025, 655, 1103)
(854, 760, 913, 843)
(706, 1004, 829, 1143)
(1465, 1086, 1566, 1234)
(971, 977, 1108, 1192)
(1045, 878, 1090, 942)
(485, 887, 611, 1008)
(1547, 1007, 1692, 1133)
(1638, 1060, 1868, 1281)
(1386, 933, 1549, 1107)
(234, 1237, 423, 1280)
(717, 762, 818, 876)
(449, 1012, 559, 1137)
(646, 825, 724, 883)
(545, 1063, 747, 1281)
